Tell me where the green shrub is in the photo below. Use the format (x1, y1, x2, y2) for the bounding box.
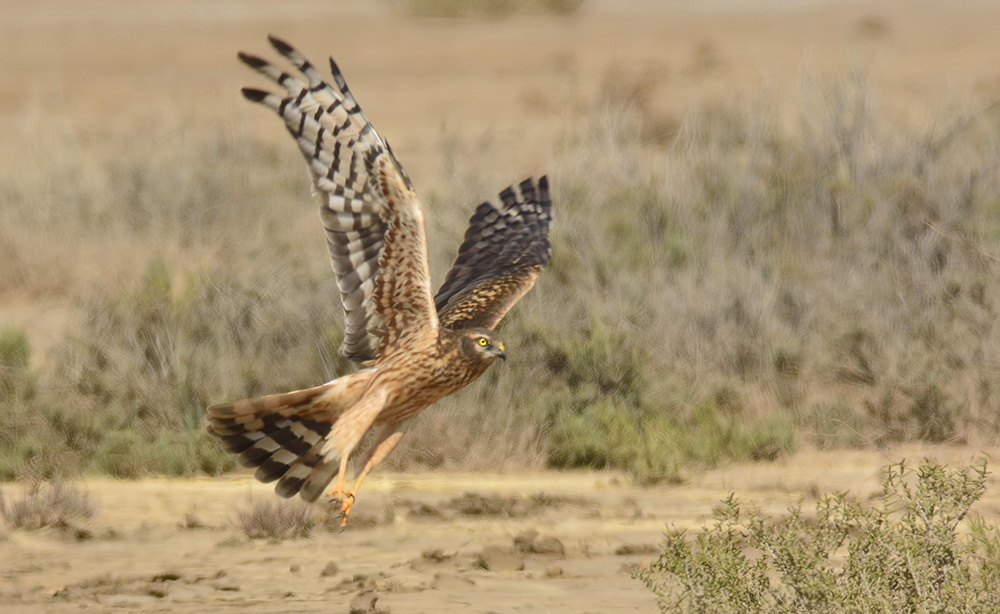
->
(0, 327, 34, 400)
(544, 389, 796, 484)
(0, 326, 30, 369)
(639, 459, 1000, 613)
(537, 315, 795, 482)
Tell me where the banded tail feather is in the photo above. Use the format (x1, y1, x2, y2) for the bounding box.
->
(206, 370, 374, 502)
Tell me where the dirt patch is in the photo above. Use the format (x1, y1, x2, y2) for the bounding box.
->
(3, 446, 998, 612)
(445, 491, 596, 518)
(393, 490, 597, 522)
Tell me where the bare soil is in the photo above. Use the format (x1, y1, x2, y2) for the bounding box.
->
(3, 445, 997, 613)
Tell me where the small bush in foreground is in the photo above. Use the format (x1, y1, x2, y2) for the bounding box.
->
(0, 480, 98, 530)
(639, 459, 1000, 613)
(236, 500, 317, 540)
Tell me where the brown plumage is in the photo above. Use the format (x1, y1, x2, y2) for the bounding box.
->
(205, 36, 552, 524)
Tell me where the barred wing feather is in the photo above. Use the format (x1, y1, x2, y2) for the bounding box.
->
(434, 177, 553, 330)
(239, 35, 413, 362)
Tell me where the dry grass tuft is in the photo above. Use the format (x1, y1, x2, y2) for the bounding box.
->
(235, 500, 317, 540)
(0, 480, 98, 530)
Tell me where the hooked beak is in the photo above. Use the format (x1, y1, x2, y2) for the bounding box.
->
(496, 342, 507, 361)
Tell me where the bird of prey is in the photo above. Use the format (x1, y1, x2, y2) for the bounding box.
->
(206, 36, 552, 526)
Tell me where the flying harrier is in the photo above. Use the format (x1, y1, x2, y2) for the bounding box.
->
(206, 36, 552, 526)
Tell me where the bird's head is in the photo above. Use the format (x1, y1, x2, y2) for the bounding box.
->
(463, 329, 507, 362)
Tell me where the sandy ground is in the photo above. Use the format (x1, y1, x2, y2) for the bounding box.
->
(3, 445, 998, 613)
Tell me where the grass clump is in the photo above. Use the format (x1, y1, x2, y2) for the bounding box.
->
(0, 327, 53, 480)
(236, 500, 317, 540)
(0, 327, 34, 413)
(0, 480, 98, 530)
(0, 327, 31, 377)
(638, 458, 1000, 613)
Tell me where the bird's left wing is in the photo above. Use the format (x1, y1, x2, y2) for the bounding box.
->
(434, 177, 553, 330)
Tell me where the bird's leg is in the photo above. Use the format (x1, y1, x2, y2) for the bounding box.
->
(326, 454, 355, 525)
(321, 386, 390, 527)
(350, 420, 412, 503)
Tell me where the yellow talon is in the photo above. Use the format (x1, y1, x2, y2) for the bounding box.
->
(326, 488, 356, 527)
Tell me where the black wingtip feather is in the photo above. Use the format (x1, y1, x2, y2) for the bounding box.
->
(241, 87, 270, 102)
(238, 52, 267, 69)
(268, 34, 295, 56)
(537, 176, 551, 206)
(498, 185, 517, 207)
(328, 57, 349, 85)
(518, 178, 536, 203)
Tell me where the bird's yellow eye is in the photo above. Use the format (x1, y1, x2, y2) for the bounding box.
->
(478, 337, 488, 347)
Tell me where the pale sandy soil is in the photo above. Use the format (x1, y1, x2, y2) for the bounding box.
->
(3, 445, 998, 613)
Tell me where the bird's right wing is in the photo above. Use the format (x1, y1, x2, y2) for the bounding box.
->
(239, 36, 416, 363)
(369, 154, 439, 357)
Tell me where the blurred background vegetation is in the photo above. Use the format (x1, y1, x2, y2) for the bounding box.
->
(3, 1, 1000, 485)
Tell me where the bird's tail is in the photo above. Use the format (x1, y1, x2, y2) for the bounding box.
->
(206, 369, 374, 502)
